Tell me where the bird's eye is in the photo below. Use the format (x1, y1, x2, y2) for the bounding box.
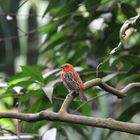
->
(65, 65, 69, 68)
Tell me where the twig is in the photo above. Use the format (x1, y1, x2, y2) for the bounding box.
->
(96, 63, 103, 77)
(98, 82, 125, 98)
(121, 82, 140, 93)
(0, 127, 21, 140)
(72, 93, 110, 113)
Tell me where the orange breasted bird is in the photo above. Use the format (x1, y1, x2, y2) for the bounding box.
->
(60, 63, 87, 101)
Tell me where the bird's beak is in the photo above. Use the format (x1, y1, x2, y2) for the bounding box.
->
(61, 65, 64, 69)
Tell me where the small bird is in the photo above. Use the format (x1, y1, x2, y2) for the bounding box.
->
(60, 63, 87, 101)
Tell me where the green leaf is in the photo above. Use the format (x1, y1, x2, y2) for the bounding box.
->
(85, 0, 100, 12)
(121, 3, 137, 18)
(97, 1, 117, 12)
(24, 120, 47, 133)
(118, 102, 140, 121)
(42, 0, 58, 17)
(53, 4, 73, 17)
(40, 20, 60, 33)
(21, 65, 44, 83)
(25, 96, 51, 113)
(80, 103, 91, 116)
(19, 89, 43, 102)
(73, 15, 84, 22)
(126, 63, 140, 76)
(2, 77, 30, 94)
(41, 35, 71, 53)
(106, 102, 140, 139)
(70, 125, 88, 139)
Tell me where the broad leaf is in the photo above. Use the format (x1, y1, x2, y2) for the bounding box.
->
(121, 3, 137, 18)
(42, 79, 60, 103)
(106, 102, 140, 139)
(21, 65, 44, 83)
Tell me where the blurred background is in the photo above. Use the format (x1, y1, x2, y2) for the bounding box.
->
(0, 0, 140, 139)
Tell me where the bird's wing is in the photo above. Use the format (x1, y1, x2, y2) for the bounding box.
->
(63, 71, 80, 92)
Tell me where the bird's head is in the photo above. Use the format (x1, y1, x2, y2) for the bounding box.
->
(61, 63, 74, 72)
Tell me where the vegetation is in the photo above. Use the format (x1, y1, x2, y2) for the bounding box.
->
(0, 0, 140, 139)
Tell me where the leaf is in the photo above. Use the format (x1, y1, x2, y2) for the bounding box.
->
(126, 63, 140, 76)
(121, 3, 137, 18)
(102, 73, 118, 82)
(3, 77, 30, 94)
(2, 66, 45, 94)
(26, 97, 51, 113)
(73, 15, 84, 22)
(40, 21, 60, 33)
(123, 55, 140, 65)
(24, 120, 47, 133)
(80, 103, 91, 116)
(19, 89, 43, 102)
(97, 1, 117, 12)
(21, 65, 44, 83)
(118, 102, 140, 121)
(43, 68, 60, 79)
(42, 79, 60, 103)
(106, 102, 140, 139)
(42, 0, 58, 17)
(42, 128, 57, 140)
(63, 125, 88, 140)
(52, 4, 71, 17)
(41, 35, 71, 53)
(85, 0, 100, 11)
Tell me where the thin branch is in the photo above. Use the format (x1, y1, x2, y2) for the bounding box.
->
(84, 78, 102, 89)
(72, 93, 110, 113)
(0, 128, 21, 140)
(98, 82, 125, 98)
(0, 111, 140, 135)
(121, 82, 140, 93)
(80, 71, 128, 76)
(84, 78, 126, 98)
(0, 26, 39, 42)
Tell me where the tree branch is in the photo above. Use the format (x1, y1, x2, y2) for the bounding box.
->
(59, 92, 75, 112)
(98, 82, 125, 98)
(0, 110, 140, 135)
(121, 82, 140, 93)
(0, 78, 140, 135)
(84, 78, 126, 98)
(59, 78, 139, 112)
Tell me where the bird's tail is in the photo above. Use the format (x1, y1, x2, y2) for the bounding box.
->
(79, 91, 87, 102)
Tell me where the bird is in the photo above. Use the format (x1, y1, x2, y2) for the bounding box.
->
(60, 63, 87, 101)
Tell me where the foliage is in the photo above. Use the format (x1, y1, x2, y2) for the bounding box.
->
(0, 0, 140, 139)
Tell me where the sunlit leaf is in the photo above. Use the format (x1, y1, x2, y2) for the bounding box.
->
(21, 65, 44, 83)
(42, 79, 60, 103)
